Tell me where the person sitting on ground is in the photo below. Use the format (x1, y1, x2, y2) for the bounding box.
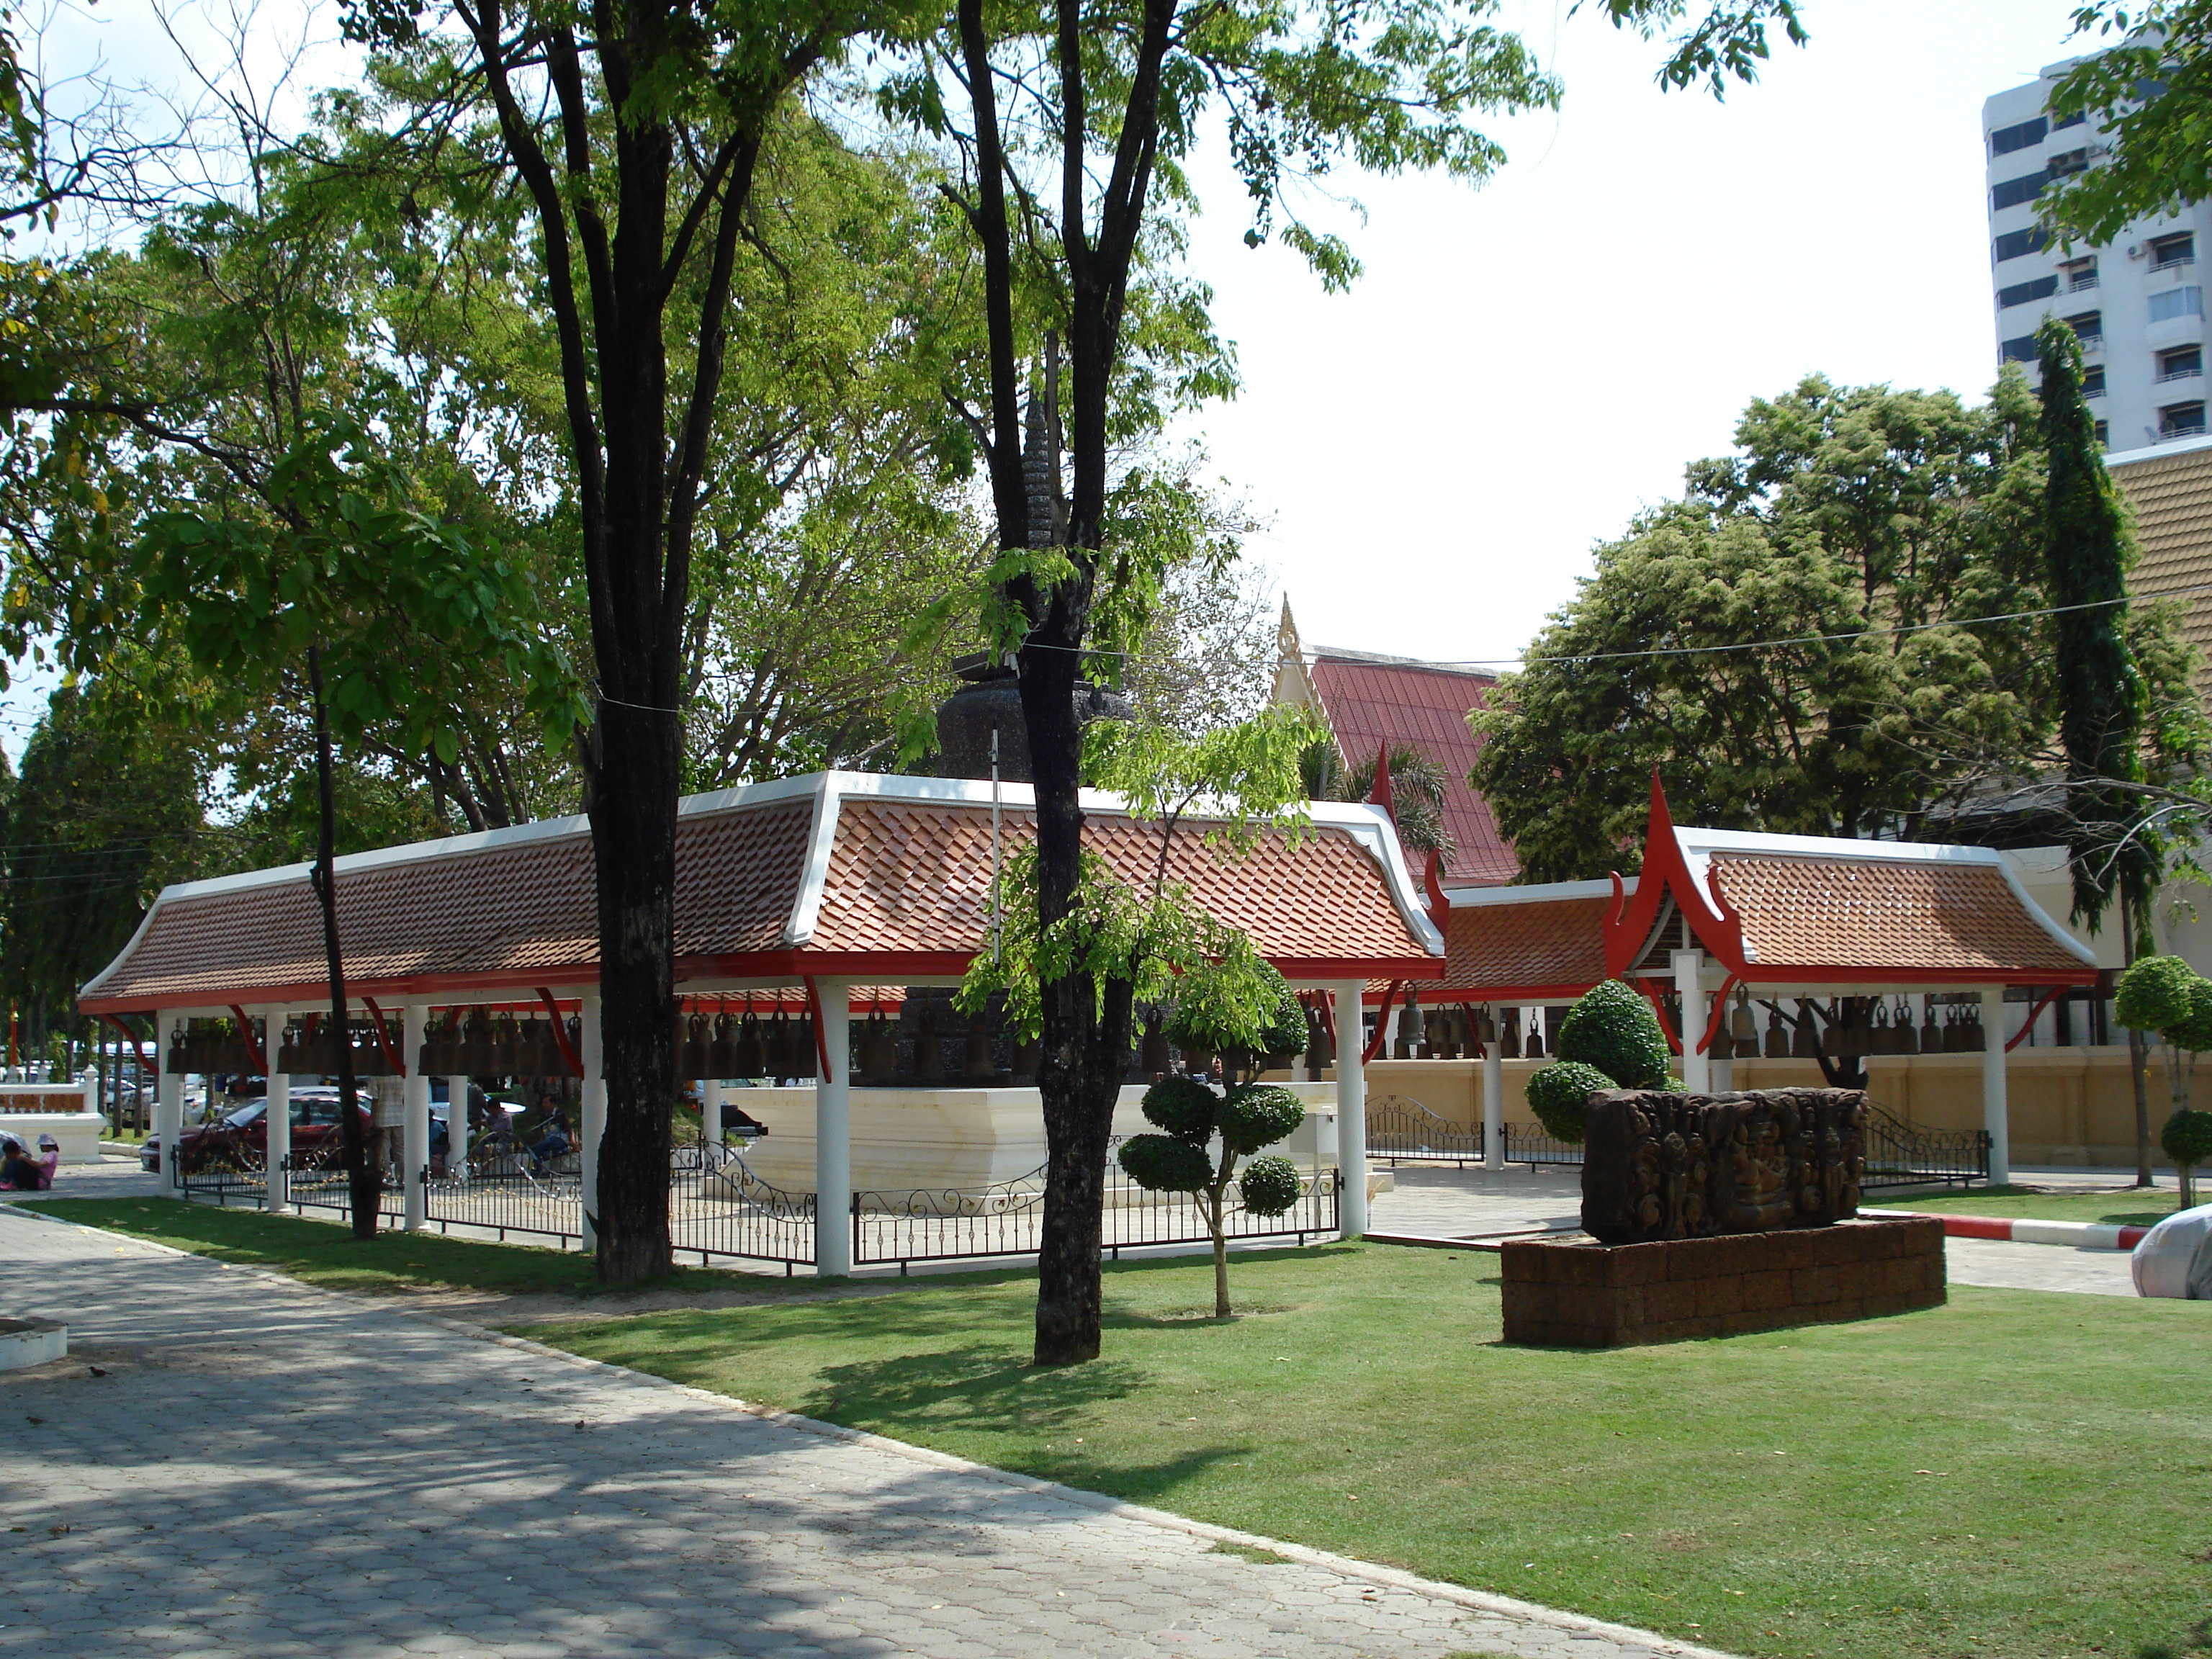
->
(1, 1139, 41, 1190)
(33, 1133, 58, 1190)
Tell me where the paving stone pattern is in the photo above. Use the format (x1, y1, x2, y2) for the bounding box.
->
(0, 1207, 1727, 1659)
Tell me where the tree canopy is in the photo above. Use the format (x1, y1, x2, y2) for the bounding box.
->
(1471, 374, 2205, 883)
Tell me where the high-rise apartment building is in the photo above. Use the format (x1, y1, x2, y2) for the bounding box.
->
(1984, 58, 2212, 450)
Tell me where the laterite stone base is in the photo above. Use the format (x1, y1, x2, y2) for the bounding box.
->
(1500, 1217, 1945, 1347)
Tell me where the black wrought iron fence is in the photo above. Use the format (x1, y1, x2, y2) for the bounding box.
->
(174, 1143, 267, 1208)
(1366, 1095, 1485, 1166)
(1861, 1103, 1990, 1190)
(1499, 1121, 1584, 1168)
(850, 1162, 1342, 1272)
(421, 1143, 585, 1246)
(670, 1144, 816, 1270)
(279, 1146, 408, 1226)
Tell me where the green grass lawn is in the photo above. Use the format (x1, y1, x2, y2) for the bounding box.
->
(15, 1196, 836, 1300)
(527, 1244, 2212, 1659)
(1868, 1186, 2187, 1227)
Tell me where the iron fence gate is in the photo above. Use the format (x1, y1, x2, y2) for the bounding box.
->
(1861, 1104, 1990, 1190)
(851, 1164, 1342, 1272)
(1365, 1096, 1485, 1166)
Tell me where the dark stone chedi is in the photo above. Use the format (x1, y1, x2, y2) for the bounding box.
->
(934, 656, 1133, 785)
(1581, 1088, 1867, 1245)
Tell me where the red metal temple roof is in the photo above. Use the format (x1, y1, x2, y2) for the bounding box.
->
(1306, 652, 1517, 886)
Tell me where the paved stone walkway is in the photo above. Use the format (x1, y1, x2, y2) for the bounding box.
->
(0, 1206, 1726, 1659)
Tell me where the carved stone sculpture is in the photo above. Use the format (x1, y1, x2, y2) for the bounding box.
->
(1581, 1088, 1866, 1245)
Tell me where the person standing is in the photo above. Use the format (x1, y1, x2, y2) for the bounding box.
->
(369, 1073, 406, 1184)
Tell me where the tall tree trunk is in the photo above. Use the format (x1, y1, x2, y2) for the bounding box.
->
(2124, 906, 2154, 1188)
(308, 646, 374, 1240)
(585, 702, 678, 1282)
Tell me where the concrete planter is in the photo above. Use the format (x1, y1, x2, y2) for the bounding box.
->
(0, 1317, 66, 1371)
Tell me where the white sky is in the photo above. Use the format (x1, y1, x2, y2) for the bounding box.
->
(3, 0, 2091, 756)
(1179, 0, 2087, 666)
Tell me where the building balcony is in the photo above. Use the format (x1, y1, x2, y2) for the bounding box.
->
(2158, 365, 2205, 384)
(2154, 253, 2198, 274)
(2069, 271, 2100, 291)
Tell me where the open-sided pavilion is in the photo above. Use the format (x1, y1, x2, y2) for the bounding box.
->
(80, 770, 1443, 1271)
(1419, 781, 2101, 1184)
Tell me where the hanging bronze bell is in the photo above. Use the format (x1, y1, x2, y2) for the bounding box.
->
(1500, 1015, 1521, 1060)
(791, 1012, 817, 1079)
(706, 1013, 735, 1079)
(963, 1019, 997, 1082)
(1524, 1018, 1546, 1060)
(1922, 1000, 1943, 1052)
(1790, 1002, 1818, 1059)
(1308, 1006, 1336, 1068)
(1891, 999, 1917, 1056)
(732, 1015, 765, 1078)
(1868, 1002, 1892, 1055)
(859, 1012, 896, 1083)
(1963, 1003, 1986, 1052)
(1763, 1005, 1788, 1059)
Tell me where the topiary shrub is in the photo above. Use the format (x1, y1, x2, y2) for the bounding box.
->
(1119, 1069, 1306, 1316)
(1238, 1154, 1303, 1218)
(1556, 979, 1672, 1089)
(2117, 954, 2200, 1034)
(1524, 1060, 1617, 1145)
(1117, 1133, 1213, 1194)
(2162, 1109, 2212, 1208)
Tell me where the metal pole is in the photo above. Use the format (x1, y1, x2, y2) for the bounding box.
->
(402, 1004, 429, 1231)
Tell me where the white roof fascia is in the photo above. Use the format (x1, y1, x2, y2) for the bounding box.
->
(784, 773, 840, 948)
(1444, 876, 1632, 909)
(1312, 800, 1445, 958)
(79, 896, 176, 999)
(1991, 854, 2099, 965)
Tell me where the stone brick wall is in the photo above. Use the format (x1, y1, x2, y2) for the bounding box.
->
(1500, 1216, 1945, 1347)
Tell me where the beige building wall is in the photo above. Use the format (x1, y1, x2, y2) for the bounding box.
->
(1364, 1051, 2211, 1170)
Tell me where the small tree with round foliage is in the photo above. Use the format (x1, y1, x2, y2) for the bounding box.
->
(1120, 956, 1308, 1316)
(2162, 1110, 2212, 1210)
(2116, 955, 2212, 1124)
(1524, 980, 1677, 1143)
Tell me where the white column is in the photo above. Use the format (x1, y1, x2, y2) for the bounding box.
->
(1482, 1034, 1505, 1169)
(1981, 985, 2010, 1187)
(702, 1079, 727, 1149)
(446, 1075, 471, 1182)
(1334, 981, 1368, 1237)
(580, 994, 606, 1251)
(1673, 950, 1710, 1096)
(402, 1004, 429, 1231)
(265, 1046, 290, 1214)
(156, 1008, 182, 1194)
(814, 981, 852, 1277)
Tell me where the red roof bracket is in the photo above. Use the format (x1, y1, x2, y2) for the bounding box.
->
(804, 975, 834, 1084)
(228, 1004, 269, 1075)
(1601, 773, 1749, 980)
(1632, 976, 1685, 1056)
(99, 1011, 151, 1076)
(1368, 742, 1395, 822)
(1695, 974, 1743, 1057)
(1363, 980, 1403, 1064)
(360, 998, 408, 1077)
(2004, 985, 2061, 1052)
(1421, 850, 1449, 934)
(535, 988, 584, 1077)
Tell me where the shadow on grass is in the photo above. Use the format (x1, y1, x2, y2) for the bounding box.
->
(2138, 1617, 2212, 1658)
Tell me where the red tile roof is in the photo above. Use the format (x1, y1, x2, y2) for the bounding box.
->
(1707, 853, 2091, 978)
(1308, 653, 1518, 886)
(81, 775, 1442, 1013)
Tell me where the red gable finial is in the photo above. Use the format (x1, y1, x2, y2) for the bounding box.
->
(1369, 741, 1395, 821)
(1422, 847, 1449, 930)
(1600, 770, 1748, 979)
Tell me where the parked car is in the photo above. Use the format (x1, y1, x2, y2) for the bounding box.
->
(144, 1089, 368, 1174)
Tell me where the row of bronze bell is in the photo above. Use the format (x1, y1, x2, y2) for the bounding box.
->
(850, 1010, 1040, 1085)
(420, 1015, 579, 1077)
(277, 1020, 400, 1078)
(679, 1010, 817, 1080)
(1737, 997, 1986, 1061)
(167, 1020, 258, 1076)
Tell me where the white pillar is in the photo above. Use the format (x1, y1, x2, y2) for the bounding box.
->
(446, 1075, 471, 1182)
(1673, 950, 1710, 1096)
(156, 1008, 182, 1194)
(265, 1044, 290, 1213)
(1482, 1035, 1505, 1169)
(1981, 985, 2010, 1187)
(1334, 981, 1368, 1236)
(580, 994, 605, 1251)
(702, 1079, 727, 1149)
(402, 1004, 429, 1231)
(814, 981, 852, 1277)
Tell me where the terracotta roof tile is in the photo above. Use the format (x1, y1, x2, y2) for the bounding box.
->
(2112, 444, 2212, 705)
(1308, 655, 1519, 886)
(1709, 854, 2083, 973)
(811, 798, 1430, 966)
(1415, 895, 1614, 995)
(85, 780, 1437, 1010)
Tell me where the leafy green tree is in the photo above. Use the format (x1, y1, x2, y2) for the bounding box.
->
(902, 0, 1804, 1365)
(1300, 737, 1457, 869)
(1525, 1061, 1616, 1144)
(1119, 1071, 1305, 1318)
(2041, 6, 2212, 248)
(1472, 376, 2203, 882)
(2115, 955, 2212, 1197)
(2041, 315, 2166, 1188)
(0, 684, 205, 1043)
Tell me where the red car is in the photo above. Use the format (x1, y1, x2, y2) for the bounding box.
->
(145, 1089, 369, 1174)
